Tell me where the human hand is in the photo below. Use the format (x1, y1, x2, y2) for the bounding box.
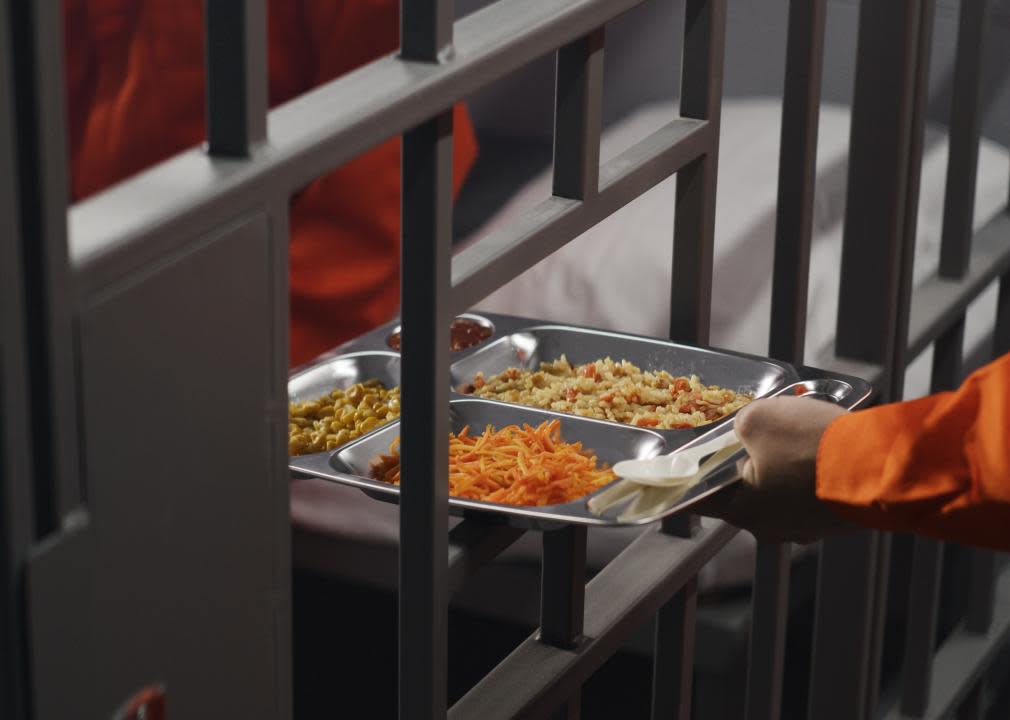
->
(693, 396, 855, 543)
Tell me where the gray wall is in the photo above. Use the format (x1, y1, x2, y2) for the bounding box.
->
(460, 0, 1010, 148)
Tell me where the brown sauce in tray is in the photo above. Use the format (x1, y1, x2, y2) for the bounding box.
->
(387, 317, 492, 352)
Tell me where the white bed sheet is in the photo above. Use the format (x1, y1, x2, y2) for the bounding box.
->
(473, 99, 1009, 395)
(292, 99, 1009, 604)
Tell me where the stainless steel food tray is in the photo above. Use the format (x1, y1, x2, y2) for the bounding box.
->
(289, 313, 873, 529)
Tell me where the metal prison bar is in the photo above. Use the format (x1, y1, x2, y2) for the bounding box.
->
(0, 1, 1007, 720)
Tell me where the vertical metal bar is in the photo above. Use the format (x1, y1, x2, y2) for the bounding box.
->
(0, 1, 34, 715)
(901, 317, 966, 713)
(955, 681, 985, 720)
(659, 2, 724, 712)
(400, 0, 453, 62)
(748, 6, 826, 718)
(865, 533, 893, 720)
(540, 527, 587, 649)
(939, 0, 990, 278)
(965, 550, 996, 634)
(670, 0, 726, 346)
(891, 0, 936, 401)
(267, 197, 293, 720)
(745, 543, 791, 720)
(898, 538, 944, 717)
(809, 532, 882, 720)
(932, 318, 966, 394)
(652, 515, 697, 719)
(814, 4, 933, 718)
(552, 28, 604, 201)
(651, 577, 698, 720)
(400, 110, 453, 720)
(204, 0, 268, 156)
(994, 274, 1010, 357)
(834, 0, 930, 400)
(540, 526, 587, 719)
(9, 0, 81, 535)
(399, 2, 453, 716)
(769, 0, 826, 364)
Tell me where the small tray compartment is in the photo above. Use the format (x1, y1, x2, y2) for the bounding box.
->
(289, 351, 400, 404)
(385, 313, 496, 353)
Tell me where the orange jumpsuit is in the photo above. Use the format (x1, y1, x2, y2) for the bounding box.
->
(817, 352, 1010, 550)
(64, 0, 478, 367)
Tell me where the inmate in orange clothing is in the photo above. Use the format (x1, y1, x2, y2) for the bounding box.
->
(64, 0, 478, 367)
(817, 352, 1010, 551)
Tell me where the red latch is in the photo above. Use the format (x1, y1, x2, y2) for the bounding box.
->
(113, 685, 166, 720)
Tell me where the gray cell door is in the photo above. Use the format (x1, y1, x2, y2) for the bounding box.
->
(2, 3, 292, 719)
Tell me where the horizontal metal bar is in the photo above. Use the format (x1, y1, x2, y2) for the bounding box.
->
(808, 350, 886, 390)
(448, 522, 738, 720)
(70, 0, 653, 294)
(906, 212, 1010, 360)
(451, 118, 710, 313)
(885, 565, 1010, 720)
(446, 521, 525, 597)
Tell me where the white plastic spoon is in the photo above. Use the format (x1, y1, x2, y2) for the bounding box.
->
(612, 427, 741, 486)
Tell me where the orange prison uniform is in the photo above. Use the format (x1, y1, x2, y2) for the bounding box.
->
(817, 352, 1010, 550)
(64, 0, 478, 367)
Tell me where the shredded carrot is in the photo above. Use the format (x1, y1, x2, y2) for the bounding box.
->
(368, 419, 616, 506)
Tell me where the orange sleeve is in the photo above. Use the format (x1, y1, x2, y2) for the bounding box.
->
(816, 352, 1010, 550)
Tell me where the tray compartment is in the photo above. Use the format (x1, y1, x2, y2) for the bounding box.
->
(331, 398, 666, 503)
(288, 351, 400, 404)
(385, 313, 496, 353)
(450, 325, 793, 417)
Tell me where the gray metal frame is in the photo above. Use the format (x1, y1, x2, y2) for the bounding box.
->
(2, 0, 1007, 718)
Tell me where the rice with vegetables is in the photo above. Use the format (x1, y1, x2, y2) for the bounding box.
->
(461, 355, 750, 429)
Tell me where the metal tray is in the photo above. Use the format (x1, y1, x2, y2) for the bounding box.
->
(288, 313, 873, 529)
